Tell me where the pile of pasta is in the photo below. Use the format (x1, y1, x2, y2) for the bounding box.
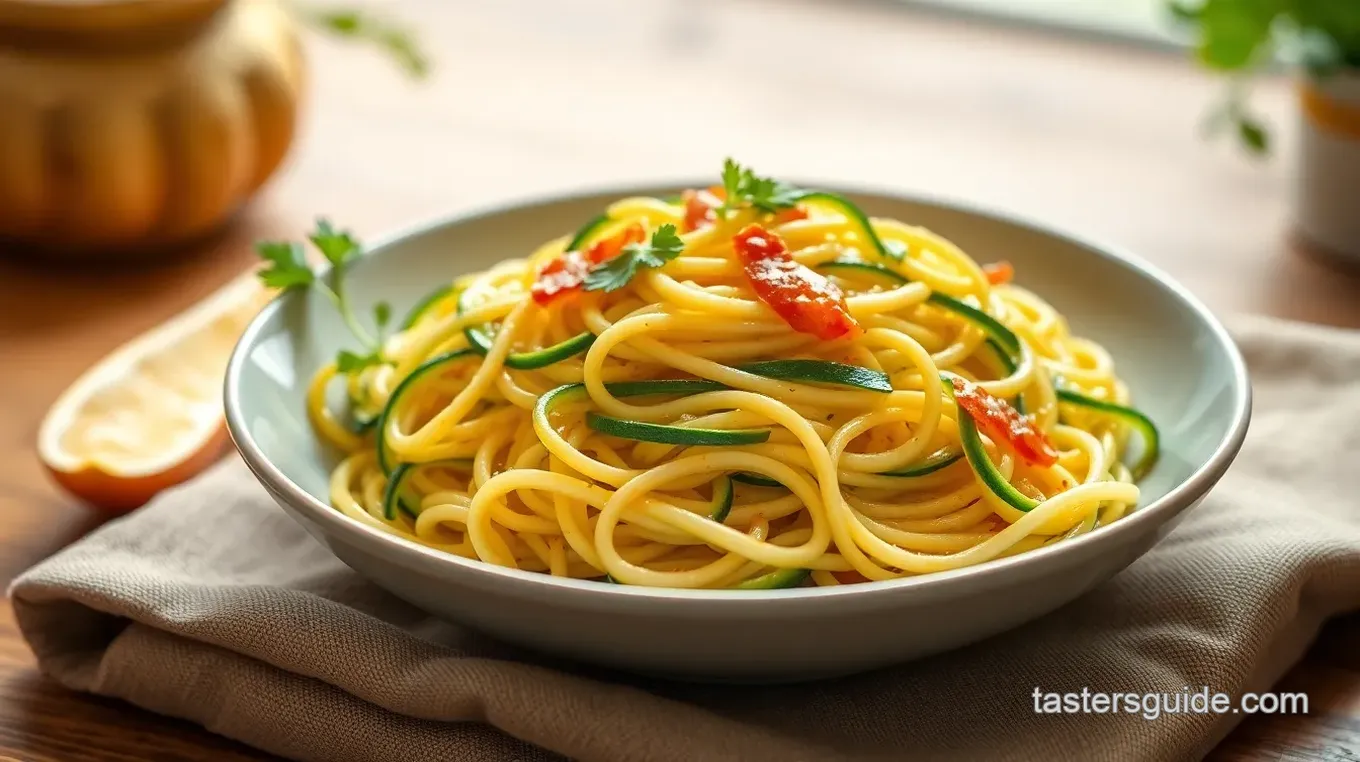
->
(298, 162, 1158, 589)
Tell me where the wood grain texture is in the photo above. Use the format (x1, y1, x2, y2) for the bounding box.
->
(2, 0, 1359, 759)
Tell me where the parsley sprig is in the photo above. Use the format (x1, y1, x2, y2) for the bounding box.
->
(583, 224, 685, 292)
(298, 5, 430, 80)
(717, 158, 806, 218)
(256, 219, 391, 373)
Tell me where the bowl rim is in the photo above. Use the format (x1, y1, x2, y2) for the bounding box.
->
(224, 179, 1252, 605)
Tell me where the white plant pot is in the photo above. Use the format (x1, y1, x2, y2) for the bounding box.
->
(1296, 71, 1360, 262)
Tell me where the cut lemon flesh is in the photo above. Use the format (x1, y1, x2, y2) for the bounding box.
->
(38, 274, 273, 512)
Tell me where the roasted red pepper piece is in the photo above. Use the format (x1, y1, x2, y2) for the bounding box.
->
(982, 261, 1014, 286)
(682, 189, 718, 232)
(531, 222, 645, 305)
(951, 376, 1057, 467)
(733, 224, 862, 341)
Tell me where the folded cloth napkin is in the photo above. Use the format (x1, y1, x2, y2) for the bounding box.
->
(12, 315, 1360, 762)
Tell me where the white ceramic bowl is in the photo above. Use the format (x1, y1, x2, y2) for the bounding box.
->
(225, 184, 1251, 682)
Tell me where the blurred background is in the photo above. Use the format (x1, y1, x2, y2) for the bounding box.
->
(4, 0, 1347, 329)
(888, 0, 1176, 44)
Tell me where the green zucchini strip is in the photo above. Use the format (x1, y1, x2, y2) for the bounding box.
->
(957, 407, 1040, 513)
(457, 289, 596, 370)
(734, 568, 811, 589)
(926, 292, 1021, 356)
(708, 476, 734, 523)
(586, 413, 771, 447)
(350, 404, 380, 435)
(348, 383, 381, 434)
(382, 458, 474, 521)
(879, 447, 964, 477)
(818, 258, 909, 285)
(1055, 389, 1160, 480)
(943, 374, 1040, 513)
(732, 472, 784, 488)
(376, 349, 479, 475)
(565, 212, 612, 252)
(818, 258, 1026, 411)
(817, 258, 1023, 358)
(399, 283, 456, 330)
(500, 331, 596, 370)
(534, 379, 728, 446)
(985, 338, 1018, 376)
(796, 191, 898, 261)
(983, 338, 1024, 415)
(737, 359, 892, 393)
(736, 448, 961, 483)
(538, 378, 759, 449)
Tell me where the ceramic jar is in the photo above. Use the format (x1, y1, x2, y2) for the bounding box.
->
(1296, 71, 1360, 262)
(0, 0, 303, 257)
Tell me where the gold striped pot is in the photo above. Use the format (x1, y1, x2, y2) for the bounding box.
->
(0, 0, 303, 257)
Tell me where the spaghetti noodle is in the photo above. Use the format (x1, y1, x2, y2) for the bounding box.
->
(289, 161, 1159, 589)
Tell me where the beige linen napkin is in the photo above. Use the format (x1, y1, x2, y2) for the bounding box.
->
(11, 315, 1360, 762)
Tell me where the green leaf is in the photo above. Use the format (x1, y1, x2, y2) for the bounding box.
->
(721, 158, 742, 200)
(1237, 115, 1270, 155)
(718, 157, 742, 219)
(255, 241, 314, 290)
(716, 159, 805, 217)
(747, 175, 804, 214)
(309, 219, 361, 267)
(583, 223, 685, 292)
(1292, 1, 1360, 59)
(1194, 0, 1281, 71)
(1294, 24, 1348, 77)
(373, 301, 391, 331)
(301, 7, 430, 79)
(336, 349, 383, 373)
(1167, 0, 1204, 23)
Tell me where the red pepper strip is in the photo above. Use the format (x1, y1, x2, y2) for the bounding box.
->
(733, 224, 862, 341)
(772, 206, 809, 224)
(951, 376, 1057, 467)
(682, 189, 719, 232)
(983, 260, 1014, 285)
(531, 222, 645, 305)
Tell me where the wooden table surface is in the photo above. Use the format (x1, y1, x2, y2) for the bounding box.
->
(3, 0, 1360, 759)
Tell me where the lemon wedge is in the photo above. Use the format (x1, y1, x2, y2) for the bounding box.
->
(37, 275, 272, 512)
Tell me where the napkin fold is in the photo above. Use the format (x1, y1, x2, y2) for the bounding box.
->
(12, 315, 1360, 762)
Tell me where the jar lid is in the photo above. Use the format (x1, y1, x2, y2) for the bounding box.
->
(0, 0, 228, 48)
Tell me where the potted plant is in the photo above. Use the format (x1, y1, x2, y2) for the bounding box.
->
(1170, 1, 1360, 261)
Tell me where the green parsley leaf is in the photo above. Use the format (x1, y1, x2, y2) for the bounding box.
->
(1166, 1, 1201, 24)
(255, 218, 385, 375)
(583, 224, 685, 292)
(255, 241, 314, 290)
(718, 158, 743, 219)
(336, 349, 384, 373)
(300, 7, 430, 80)
(1237, 115, 1269, 155)
(309, 219, 361, 267)
(716, 159, 806, 218)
